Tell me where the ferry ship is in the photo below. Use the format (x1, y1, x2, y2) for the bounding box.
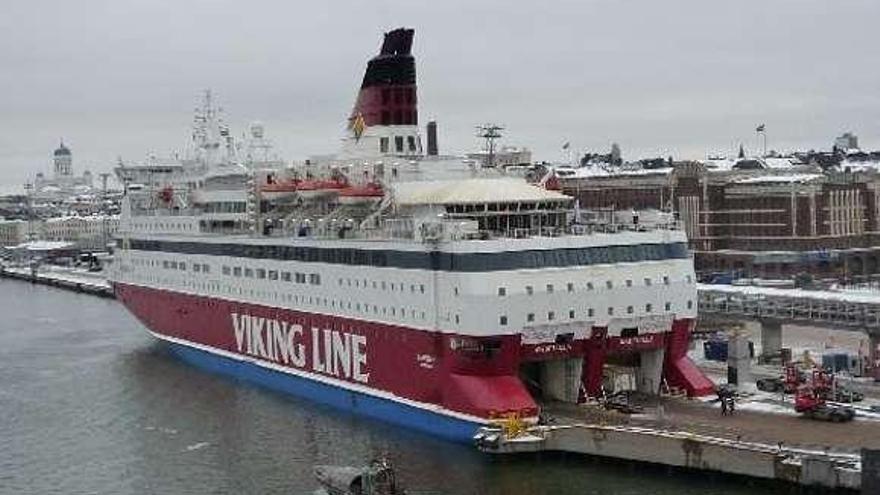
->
(108, 28, 713, 442)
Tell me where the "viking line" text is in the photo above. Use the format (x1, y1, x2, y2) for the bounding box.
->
(230, 313, 369, 383)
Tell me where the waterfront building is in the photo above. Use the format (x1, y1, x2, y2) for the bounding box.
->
(560, 155, 880, 280)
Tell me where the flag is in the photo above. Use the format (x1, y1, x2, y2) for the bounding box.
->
(562, 141, 570, 150)
(756, 124, 765, 133)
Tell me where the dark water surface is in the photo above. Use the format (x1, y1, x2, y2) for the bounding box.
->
(0, 280, 787, 494)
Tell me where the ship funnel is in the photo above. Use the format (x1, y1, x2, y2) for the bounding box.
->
(426, 120, 438, 156)
(349, 28, 417, 129)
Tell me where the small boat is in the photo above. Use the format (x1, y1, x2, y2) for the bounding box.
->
(313, 458, 405, 495)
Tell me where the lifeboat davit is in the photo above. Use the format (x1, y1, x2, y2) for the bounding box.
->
(337, 182, 384, 205)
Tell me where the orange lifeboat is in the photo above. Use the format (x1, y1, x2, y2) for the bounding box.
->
(260, 177, 349, 200)
(337, 182, 384, 205)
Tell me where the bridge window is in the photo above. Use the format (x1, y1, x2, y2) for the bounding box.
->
(588, 308, 595, 317)
(569, 309, 575, 319)
(500, 315, 508, 326)
(646, 303, 653, 312)
(627, 306, 634, 314)
(527, 313, 535, 323)
(498, 287, 507, 296)
(548, 311, 555, 321)
(665, 302, 672, 311)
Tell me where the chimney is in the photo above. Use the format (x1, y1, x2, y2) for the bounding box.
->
(426, 120, 438, 156)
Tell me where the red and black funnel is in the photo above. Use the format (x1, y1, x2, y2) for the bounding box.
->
(350, 28, 417, 128)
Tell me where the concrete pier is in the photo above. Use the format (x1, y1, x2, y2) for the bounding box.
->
(0, 266, 114, 298)
(475, 423, 863, 492)
(759, 319, 783, 362)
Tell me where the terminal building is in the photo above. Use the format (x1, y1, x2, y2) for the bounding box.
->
(560, 155, 880, 280)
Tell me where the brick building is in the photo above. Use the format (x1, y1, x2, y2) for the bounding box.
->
(561, 158, 880, 280)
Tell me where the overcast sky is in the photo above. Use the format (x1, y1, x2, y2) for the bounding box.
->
(1, 0, 878, 191)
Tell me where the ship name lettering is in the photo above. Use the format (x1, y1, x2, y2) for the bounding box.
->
(231, 313, 367, 383)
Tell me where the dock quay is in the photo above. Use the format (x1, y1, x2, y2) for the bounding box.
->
(475, 422, 875, 492)
(0, 265, 114, 298)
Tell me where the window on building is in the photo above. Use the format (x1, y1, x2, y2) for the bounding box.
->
(548, 311, 555, 321)
(268, 270, 278, 280)
(420, 284, 425, 294)
(498, 287, 507, 296)
(586, 282, 594, 291)
(282, 271, 292, 282)
(646, 303, 653, 312)
(568, 309, 575, 319)
(644, 277, 652, 286)
(244, 268, 253, 278)
(295, 272, 306, 284)
(687, 300, 693, 309)
(665, 302, 672, 311)
(256, 268, 266, 279)
(178, 262, 186, 271)
(454, 314, 460, 324)
(193, 264, 201, 273)
(663, 276, 670, 285)
(309, 273, 321, 285)
(202, 264, 210, 273)
(606, 280, 613, 289)
(526, 285, 534, 296)
(500, 315, 508, 326)
(379, 137, 389, 153)
(621, 327, 639, 338)
(407, 135, 417, 152)
(627, 305, 634, 314)
(607, 307, 614, 316)
(588, 308, 594, 317)
(546, 284, 554, 294)
(567, 283, 574, 293)
(625, 279, 632, 287)
(395, 136, 404, 153)
(527, 313, 535, 322)
(233, 267, 242, 277)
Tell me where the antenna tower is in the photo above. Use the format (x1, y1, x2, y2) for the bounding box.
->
(476, 124, 504, 167)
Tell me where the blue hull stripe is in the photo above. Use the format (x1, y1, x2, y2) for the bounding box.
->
(166, 342, 482, 443)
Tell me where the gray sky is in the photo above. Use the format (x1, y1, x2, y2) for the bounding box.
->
(1, 0, 878, 191)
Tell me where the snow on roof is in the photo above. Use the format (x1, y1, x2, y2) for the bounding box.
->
(842, 160, 880, 173)
(565, 166, 673, 179)
(700, 283, 880, 306)
(393, 178, 570, 206)
(762, 157, 797, 169)
(9, 240, 76, 251)
(733, 173, 822, 185)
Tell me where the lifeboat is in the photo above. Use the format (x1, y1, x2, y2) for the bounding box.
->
(260, 177, 349, 201)
(337, 182, 384, 205)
